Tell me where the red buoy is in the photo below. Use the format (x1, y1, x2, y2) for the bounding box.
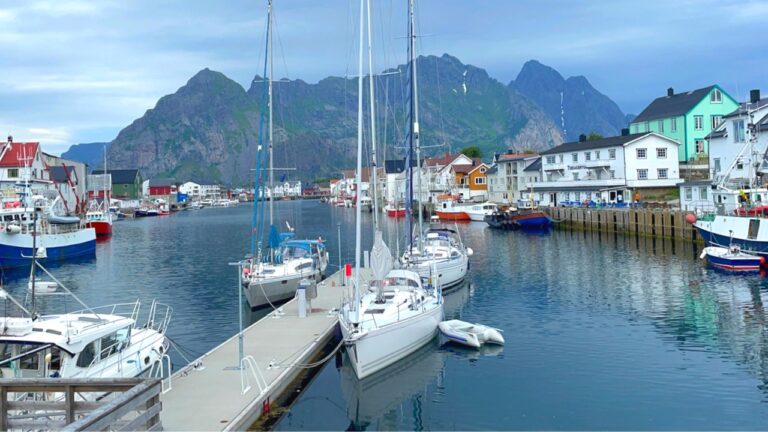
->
(685, 213, 697, 224)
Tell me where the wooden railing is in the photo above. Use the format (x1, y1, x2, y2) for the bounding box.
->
(0, 378, 162, 431)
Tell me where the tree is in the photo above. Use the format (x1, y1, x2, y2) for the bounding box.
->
(460, 146, 482, 158)
(587, 132, 603, 141)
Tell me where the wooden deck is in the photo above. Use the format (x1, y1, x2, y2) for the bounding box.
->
(160, 268, 365, 431)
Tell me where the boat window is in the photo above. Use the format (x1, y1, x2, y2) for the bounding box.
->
(100, 332, 120, 360)
(749, 219, 760, 240)
(372, 277, 420, 289)
(296, 262, 313, 271)
(76, 341, 97, 368)
(115, 326, 131, 351)
(283, 246, 308, 260)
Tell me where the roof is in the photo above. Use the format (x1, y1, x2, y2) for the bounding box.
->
(540, 133, 651, 155)
(633, 85, 717, 123)
(523, 158, 542, 172)
(452, 164, 474, 174)
(341, 167, 384, 182)
(48, 166, 76, 183)
(497, 153, 537, 162)
(485, 164, 498, 175)
(0, 142, 39, 167)
(723, 97, 768, 119)
(468, 163, 489, 175)
(92, 169, 140, 184)
(148, 178, 175, 187)
(705, 127, 727, 140)
(425, 153, 462, 167)
(384, 158, 420, 174)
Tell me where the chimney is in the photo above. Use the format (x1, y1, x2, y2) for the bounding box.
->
(621, 128, 630, 136)
(750, 89, 761, 104)
(579, 134, 587, 142)
(667, 87, 674, 97)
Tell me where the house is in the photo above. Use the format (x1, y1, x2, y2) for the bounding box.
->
(489, 152, 540, 205)
(630, 85, 738, 162)
(92, 169, 143, 199)
(428, 153, 475, 194)
(534, 132, 681, 206)
(0, 136, 51, 195)
(707, 90, 768, 184)
(678, 180, 715, 212)
(146, 178, 177, 197)
(179, 181, 201, 198)
(43, 153, 87, 211)
(464, 163, 489, 200)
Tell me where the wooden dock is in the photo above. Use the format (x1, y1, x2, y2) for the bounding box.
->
(160, 268, 365, 431)
(545, 206, 701, 242)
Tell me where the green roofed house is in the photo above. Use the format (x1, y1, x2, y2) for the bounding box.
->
(91, 169, 143, 199)
(629, 86, 738, 162)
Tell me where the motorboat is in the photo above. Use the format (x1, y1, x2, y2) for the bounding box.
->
(438, 319, 505, 348)
(384, 202, 406, 218)
(434, 194, 469, 221)
(463, 202, 498, 222)
(403, 228, 472, 290)
(700, 245, 763, 272)
(85, 209, 113, 237)
(484, 209, 551, 229)
(243, 237, 328, 309)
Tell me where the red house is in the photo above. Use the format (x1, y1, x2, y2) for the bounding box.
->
(148, 178, 177, 196)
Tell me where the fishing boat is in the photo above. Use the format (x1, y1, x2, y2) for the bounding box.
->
(438, 319, 505, 348)
(340, 0, 442, 380)
(384, 202, 406, 218)
(463, 202, 498, 222)
(484, 209, 551, 229)
(700, 245, 763, 272)
(241, 0, 329, 309)
(435, 194, 470, 221)
(85, 148, 113, 237)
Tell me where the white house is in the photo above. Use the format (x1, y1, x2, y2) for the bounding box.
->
(534, 132, 681, 206)
(488, 152, 540, 205)
(179, 181, 201, 197)
(426, 153, 474, 194)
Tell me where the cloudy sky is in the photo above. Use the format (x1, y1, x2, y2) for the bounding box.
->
(1, 0, 766, 155)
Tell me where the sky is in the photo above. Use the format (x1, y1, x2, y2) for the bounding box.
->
(1, 0, 766, 155)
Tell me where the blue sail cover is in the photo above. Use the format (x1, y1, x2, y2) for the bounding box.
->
(268, 225, 281, 249)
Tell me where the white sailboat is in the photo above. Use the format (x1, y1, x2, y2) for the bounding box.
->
(399, 0, 471, 289)
(339, 0, 443, 380)
(241, 0, 328, 309)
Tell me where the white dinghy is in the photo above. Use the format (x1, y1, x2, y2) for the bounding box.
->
(438, 319, 504, 348)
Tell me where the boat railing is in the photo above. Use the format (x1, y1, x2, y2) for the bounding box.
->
(144, 300, 173, 335)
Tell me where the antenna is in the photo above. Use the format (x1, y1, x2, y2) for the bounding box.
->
(560, 91, 567, 139)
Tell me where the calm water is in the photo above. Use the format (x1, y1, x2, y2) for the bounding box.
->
(6, 201, 768, 429)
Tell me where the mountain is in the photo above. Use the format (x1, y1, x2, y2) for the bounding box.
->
(61, 142, 110, 170)
(106, 54, 566, 184)
(512, 60, 628, 141)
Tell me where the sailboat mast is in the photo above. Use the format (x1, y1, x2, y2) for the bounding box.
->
(410, 0, 424, 250)
(353, 0, 365, 315)
(103, 145, 108, 210)
(366, 0, 379, 229)
(267, 0, 274, 226)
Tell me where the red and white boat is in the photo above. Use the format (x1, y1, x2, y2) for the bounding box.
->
(385, 202, 406, 218)
(435, 194, 470, 221)
(85, 209, 113, 237)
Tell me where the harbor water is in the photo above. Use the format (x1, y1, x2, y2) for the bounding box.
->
(6, 201, 768, 429)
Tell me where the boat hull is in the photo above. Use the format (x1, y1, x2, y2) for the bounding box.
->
(0, 229, 96, 269)
(244, 269, 322, 309)
(485, 211, 551, 229)
(386, 208, 406, 218)
(706, 253, 761, 271)
(435, 211, 470, 221)
(694, 216, 768, 256)
(341, 304, 442, 379)
(86, 221, 112, 237)
(408, 254, 468, 289)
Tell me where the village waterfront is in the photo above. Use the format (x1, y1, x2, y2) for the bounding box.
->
(5, 200, 768, 430)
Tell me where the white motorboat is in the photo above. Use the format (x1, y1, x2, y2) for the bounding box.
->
(463, 202, 499, 222)
(700, 245, 763, 272)
(403, 227, 472, 290)
(438, 319, 505, 348)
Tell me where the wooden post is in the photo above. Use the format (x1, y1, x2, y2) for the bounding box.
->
(65, 384, 75, 425)
(1, 385, 7, 432)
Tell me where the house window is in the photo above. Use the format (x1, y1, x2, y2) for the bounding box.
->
(734, 119, 745, 142)
(714, 158, 721, 172)
(657, 168, 668, 179)
(656, 148, 667, 159)
(7, 168, 18, 178)
(695, 139, 705, 154)
(644, 121, 650, 132)
(558, 154, 564, 163)
(671, 117, 677, 132)
(474, 177, 486, 185)
(585, 152, 591, 161)
(572, 172, 579, 181)
(546, 173, 552, 182)
(546, 156, 555, 164)
(685, 187, 692, 200)
(711, 89, 722, 103)
(595, 151, 600, 159)
(609, 149, 616, 159)
(637, 169, 648, 180)
(658, 120, 664, 133)
(736, 158, 744, 170)
(700, 187, 708, 200)
(609, 170, 615, 179)
(711, 115, 722, 129)
(694, 115, 703, 130)
(572, 153, 578, 162)
(636, 148, 647, 159)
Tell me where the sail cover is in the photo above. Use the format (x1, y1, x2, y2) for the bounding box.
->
(370, 230, 393, 281)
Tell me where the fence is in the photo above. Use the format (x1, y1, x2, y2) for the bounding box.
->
(0, 378, 162, 431)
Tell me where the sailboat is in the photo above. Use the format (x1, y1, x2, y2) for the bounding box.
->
(241, 0, 328, 309)
(398, 1, 471, 289)
(85, 147, 113, 237)
(338, 0, 443, 380)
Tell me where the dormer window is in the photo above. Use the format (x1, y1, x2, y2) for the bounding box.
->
(711, 89, 722, 103)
